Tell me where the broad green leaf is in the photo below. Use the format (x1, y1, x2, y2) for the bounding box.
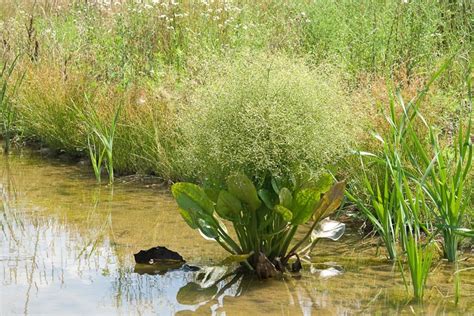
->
(179, 208, 198, 229)
(290, 175, 335, 224)
(271, 178, 280, 194)
(258, 189, 276, 209)
(219, 253, 253, 265)
(313, 181, 346, 222)
(197, 218, 219, 240)
(226, 173, 261, 211)
(313, 173, 333, 193)
(279, 187, 293, 209)
(291, 189, 319, 224)
(172, 183, 214, 215)
(216, 190, 242, 221)
(274, 204, 293, 222)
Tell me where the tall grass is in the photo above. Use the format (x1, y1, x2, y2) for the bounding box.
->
(74, 98, 122, 184)
(396, 175, 434, 302)
(349, 63, 473, 300)
(347, 157, 400, 260)
(416, 98, 472, 262)
(400, 225, 434, 302)
(0, 55, 23, 153)
(394, 65, 473, 262)
(299, 1, 473, 85)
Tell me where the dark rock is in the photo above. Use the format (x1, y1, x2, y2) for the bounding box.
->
(134, 246, 185, 264)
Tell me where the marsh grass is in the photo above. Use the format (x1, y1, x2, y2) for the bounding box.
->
(421, 99, 472, 262)
(74, 97, 122, 184)
(399, 227, 434, 302)
(421, 118, 473, 262)
(349, 62, 473, 300)
(0, 55, 24, 153)
(399, 67, 473, 262)
(347, 158, 399, 260)
(396, 173, 434, 302)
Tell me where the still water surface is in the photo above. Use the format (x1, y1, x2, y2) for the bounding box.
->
(1, 152, 473, 315)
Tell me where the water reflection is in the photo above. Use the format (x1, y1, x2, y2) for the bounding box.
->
(1, 152, 473, 315)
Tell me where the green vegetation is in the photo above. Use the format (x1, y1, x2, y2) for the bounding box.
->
(400, 223, 434, 302)
(420, 107, 473, 262)
(74, 99, 122, 184)
(349, 64, 473, 300)
(347, 156, 400, 260)
(0, 55, 23, 153)
(177, 54, 355, 185)
(0, 0, 473, 303)
(172, 172, 345, 278)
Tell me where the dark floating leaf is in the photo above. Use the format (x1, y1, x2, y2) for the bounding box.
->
(134, 246, 185, 264)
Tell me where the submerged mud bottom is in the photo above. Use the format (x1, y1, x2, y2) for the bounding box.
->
(1, 151, 473, 315)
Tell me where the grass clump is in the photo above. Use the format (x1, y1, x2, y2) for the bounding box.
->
(178, 53, 358, 185)
(73, 97, 122, 184)
(348, 63, 473, 301)
(17, 65, 90, 152)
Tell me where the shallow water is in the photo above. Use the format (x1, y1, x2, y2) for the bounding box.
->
(1, 151, 473, 315)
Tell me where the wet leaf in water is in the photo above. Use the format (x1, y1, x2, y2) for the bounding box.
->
(196, 266, 228, 288)
(311, 218, 346, 241)
(310, 266, 343, 279)
(176, 282, 218, 306)
(319, 267, 343, 279)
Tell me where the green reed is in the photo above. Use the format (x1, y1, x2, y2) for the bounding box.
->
(347, 157, 399, 260)
(402, 68, 473, 262)
(396, 177, 433, 302)
(74, 98, 122, 184)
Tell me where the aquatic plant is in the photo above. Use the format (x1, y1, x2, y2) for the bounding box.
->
(350, 61, 473, 263)
(349, 63, 473, 301)
(400, 69, 473, 262)
(0, 55, 24, 153)
(396, 178, 434, 302)
(399, 226, 434, 302)
(74, 97, 122, 184)
(171, 173, 346, 278)
(346, 158, 399, 260)
(421, 116, 472, 262)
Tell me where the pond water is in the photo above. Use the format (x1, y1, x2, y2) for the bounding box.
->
(1, 151, 473, 315)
